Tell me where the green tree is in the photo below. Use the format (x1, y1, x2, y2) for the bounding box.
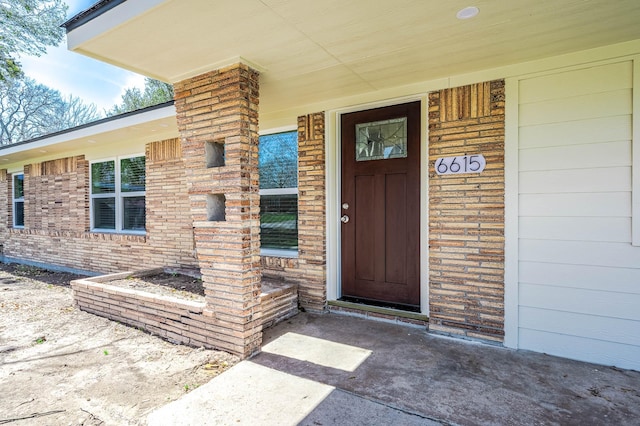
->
(106, 77, 174, 116)
(0, 0, 68, 81)
(0, 77, 100, 144)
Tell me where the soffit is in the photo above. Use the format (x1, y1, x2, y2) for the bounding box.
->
(0, 108, 178, 166)
(68, 0, 640, 115)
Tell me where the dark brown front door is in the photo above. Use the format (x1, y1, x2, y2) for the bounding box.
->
(341, 101, 421, 309)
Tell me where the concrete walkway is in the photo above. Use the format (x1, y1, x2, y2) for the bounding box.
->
(148, 313, 640, 425)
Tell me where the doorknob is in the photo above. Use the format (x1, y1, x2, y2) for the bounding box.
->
(341, 215, 350, 223)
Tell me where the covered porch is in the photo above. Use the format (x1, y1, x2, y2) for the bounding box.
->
(60, 0, 640, 368)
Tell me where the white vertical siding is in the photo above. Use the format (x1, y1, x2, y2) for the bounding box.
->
(517, 60, 640, 371)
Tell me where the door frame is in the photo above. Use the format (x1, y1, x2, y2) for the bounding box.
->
(325, 94, 430, 315)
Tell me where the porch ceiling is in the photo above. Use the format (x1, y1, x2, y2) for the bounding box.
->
(67, 0, 640, 115)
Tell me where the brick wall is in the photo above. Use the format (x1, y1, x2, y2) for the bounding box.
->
(145, 139, 197, 267)
(295, 112, 327, 311)
(24, 156, 89, 231)
(261, 256, 299, 281)
(174, 63, 262, 358)
(428, 80, 505, 342)
(1, 139, 196, 273)
(0, 169, 7, 252)
(72, 270, 210, 347)
(71, 270, 298, 349)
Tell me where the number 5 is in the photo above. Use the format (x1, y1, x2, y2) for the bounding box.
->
(469, 155, 481, 171)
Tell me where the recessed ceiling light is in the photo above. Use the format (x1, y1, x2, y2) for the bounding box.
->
(457, 6, 479, 19)
(39, 150, 47, 153)
(87, 139, 97, 144)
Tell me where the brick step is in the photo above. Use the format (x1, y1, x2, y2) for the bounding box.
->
(260, 279, 299, 329)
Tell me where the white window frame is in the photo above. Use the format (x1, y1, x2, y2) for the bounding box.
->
(90, 154, 146, 235)
(259, 127, 298, 258)
(12, 173, 24, 229)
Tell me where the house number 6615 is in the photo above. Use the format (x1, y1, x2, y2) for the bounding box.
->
(435, 154, 486, 175)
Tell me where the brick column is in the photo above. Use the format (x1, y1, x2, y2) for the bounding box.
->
(297, 112, 327, 311)
(174, 63, 262, 358)
(428, 80, 505, 342)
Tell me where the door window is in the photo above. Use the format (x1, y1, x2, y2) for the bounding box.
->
(355, 117, 407, 161)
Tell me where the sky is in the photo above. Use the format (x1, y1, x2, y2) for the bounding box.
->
(18, 0, 146, 113)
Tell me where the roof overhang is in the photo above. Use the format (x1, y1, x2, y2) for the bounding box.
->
(0, 103, 178, 166)
(65, 0, 640, 117)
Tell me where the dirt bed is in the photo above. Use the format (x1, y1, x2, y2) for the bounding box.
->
(0, 263, 237, 425)
(107, 272, 205, 302)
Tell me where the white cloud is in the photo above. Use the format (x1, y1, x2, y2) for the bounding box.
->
(19, 42, 147, 112)
(112, 73, 147, 106)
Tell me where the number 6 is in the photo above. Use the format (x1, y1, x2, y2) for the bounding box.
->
(436, 158, 448, 174)
(449, 157, 461, 172)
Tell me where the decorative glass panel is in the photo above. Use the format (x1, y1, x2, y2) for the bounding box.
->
(93, 197, 116, 229)
(260, 194, 298, 250)
(91, 161, 115, 194)
(355, 117, 407, 161)
(121, 156, 146, 192)
(259, 132, 298, 189)
(122, 196, 146, 231)
(13, 174, 24, 198)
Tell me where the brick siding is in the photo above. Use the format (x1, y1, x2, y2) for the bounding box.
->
(0, 139, 197, 273)
(428, 80, 506, 342)
(261, 256, 299, 281)
(145, 139, 197, 267)
(24, 156, 88, 231)
(296, 113, 327, 311)
(0, 169, 8, 251)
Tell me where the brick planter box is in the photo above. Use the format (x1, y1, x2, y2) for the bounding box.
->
(71, 268, 298, 351)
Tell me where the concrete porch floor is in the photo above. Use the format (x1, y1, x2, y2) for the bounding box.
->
(148, 312, 640, 425)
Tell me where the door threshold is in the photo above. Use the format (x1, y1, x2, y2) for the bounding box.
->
(328, 300, 428, 325)
(338, 296, 420, 313)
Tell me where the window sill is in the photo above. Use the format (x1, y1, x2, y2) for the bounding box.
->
(90, 229, 146, 236)
(260, 248, 298, 258)
(86, 230, 147, 243)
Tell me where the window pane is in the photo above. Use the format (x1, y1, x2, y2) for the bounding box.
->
(122, 196, 146, 231)
(13, 174, 23, 198)
(93, 197, 116, 229)
(14, 201, 24, 227)
(121, 156, 146, 192)
(260, 194, 298, 250)
(355, 117, 407, 161)
(259, 131, 298, 189)
(91, 161, 115, 194)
